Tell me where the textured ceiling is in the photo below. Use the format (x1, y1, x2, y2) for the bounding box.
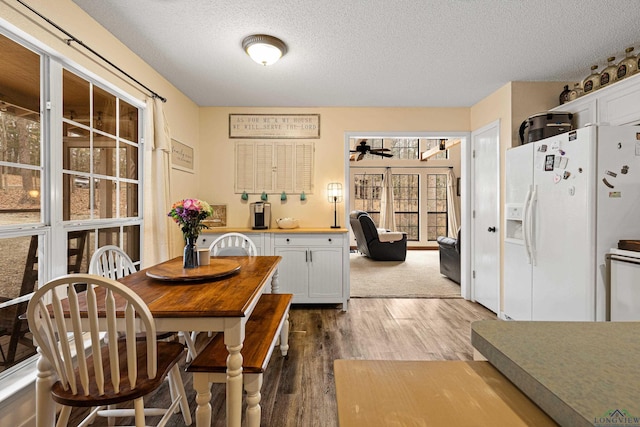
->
(72, 0, 640, 108)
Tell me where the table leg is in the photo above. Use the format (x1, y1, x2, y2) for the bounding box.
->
(35, 351, 56, 427)
(193, 374, 212, 427)
(226, 342, 243, 427)
(270, 268, 279, 293)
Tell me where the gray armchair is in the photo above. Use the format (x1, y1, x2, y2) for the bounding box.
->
(349, 210, 407, 261)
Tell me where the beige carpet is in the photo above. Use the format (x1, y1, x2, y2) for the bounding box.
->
(350, 250, 461, 298)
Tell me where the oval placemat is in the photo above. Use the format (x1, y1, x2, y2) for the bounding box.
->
(146, 257, 241, 281)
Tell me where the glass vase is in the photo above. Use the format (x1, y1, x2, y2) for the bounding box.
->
(183, 236, 198, 268)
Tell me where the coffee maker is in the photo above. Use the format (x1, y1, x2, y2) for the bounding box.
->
(250, 201, 271, 229)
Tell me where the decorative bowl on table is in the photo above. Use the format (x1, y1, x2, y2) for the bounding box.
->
(276, 217, 299, 229)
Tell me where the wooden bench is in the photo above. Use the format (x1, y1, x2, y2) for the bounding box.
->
(186, 293, 292, 427)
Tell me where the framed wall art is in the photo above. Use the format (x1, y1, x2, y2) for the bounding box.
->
(171, 139, 194, 173)
(229, 114, 320, 139)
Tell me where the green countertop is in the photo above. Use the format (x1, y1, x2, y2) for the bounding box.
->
(471, 321, 640, 427)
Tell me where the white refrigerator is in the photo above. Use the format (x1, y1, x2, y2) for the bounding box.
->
(504, 125, 640, 321)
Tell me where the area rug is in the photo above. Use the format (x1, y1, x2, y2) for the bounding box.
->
(350, 250, 461, 298)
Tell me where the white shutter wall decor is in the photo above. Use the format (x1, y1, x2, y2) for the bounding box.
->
(234, 141, 314, 194)
(255, 142, 274, 191)
(235, 142, 255, 193)
(295, 141, 314, 193)
(275, 142, 294, 192)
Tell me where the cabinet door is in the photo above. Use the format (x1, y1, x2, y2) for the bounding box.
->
(308, 247, 343, 298)
(273, 247, 309, 297)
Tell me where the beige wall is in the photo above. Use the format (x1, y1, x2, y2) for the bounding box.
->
(199, 107, 469, 229)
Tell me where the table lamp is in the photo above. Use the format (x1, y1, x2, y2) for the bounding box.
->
(327, 183, 343, 229)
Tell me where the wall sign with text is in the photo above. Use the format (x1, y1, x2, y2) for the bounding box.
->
(171, 139, 194, 173)
(229, 114, 320, 139)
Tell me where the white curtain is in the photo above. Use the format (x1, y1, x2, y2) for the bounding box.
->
(379, 168, 396, 230)
(446, 169, 460, 237)
(142, 97, 173, 267)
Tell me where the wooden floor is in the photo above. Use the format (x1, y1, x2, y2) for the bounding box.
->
(70, 298, 496, 426)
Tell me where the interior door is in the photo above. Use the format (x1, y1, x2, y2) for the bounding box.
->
(471, 121, 500, 313)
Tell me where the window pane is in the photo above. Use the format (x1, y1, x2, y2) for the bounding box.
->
(94, 134, 117, 178)
(94, 178, 117, 219)
(119, 100, 139, 142)
(63, 130, 90, 173)
(123, 225, 141, 264)
(67, 230, 90, 274)
(93, 86, 116, 136)
(426, 173, 448, 241)
(392, 174, 419, 240)
(0, 235, 38, 371)
(0, 168, 41, 225)
(122, 182, 139, 217)
(63, 69, 90, 125)
(424, 139, 449, 160)
(354, 173, 419, 240)
(97, 226, 120, 247)
(120, 142, 138, 180)
(0, 105, 41, 167)
(389, 138, 419, 160)
(63, 173, 93, 221)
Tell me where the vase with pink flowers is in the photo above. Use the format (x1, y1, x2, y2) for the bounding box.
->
(168, 198, 213, 268)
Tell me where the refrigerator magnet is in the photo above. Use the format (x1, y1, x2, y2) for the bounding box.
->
(558, 157, 568, 169)
(544, 154, 555, 171)
(602, 178, 614, 189)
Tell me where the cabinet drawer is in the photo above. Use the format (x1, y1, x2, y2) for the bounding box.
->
(274, 234, 342, 247)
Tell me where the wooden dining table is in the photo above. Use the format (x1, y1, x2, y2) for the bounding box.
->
(34, 255, 282, 427)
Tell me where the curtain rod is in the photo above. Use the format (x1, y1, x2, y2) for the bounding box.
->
(16, 0, 167, 103)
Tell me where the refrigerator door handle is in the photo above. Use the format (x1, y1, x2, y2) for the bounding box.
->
(523, 185, 533, 264)
(528, 185, 538, 266)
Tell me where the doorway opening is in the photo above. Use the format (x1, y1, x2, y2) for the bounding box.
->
(344, 133, 468, 299)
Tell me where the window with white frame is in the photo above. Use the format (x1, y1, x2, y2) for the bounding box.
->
(350, 137, 453, 245)
(0, 31, 143, 375)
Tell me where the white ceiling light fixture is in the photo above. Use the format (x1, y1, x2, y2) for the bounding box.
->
(242, 34, 287, 66)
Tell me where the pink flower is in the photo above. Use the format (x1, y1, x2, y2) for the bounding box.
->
(183, 198, 196, 210)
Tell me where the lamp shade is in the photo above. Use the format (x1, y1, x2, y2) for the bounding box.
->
(327, 183, 343, 203)
(242, 34, 287, 66)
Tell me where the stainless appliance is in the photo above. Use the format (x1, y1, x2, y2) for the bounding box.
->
(518, 111, 574, 145)
(250, 202, 271, 229)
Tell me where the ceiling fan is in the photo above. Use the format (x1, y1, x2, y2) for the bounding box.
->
(349, 140, 393, 161)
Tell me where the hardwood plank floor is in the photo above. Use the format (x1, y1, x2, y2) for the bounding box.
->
(70, 298, 496, 426)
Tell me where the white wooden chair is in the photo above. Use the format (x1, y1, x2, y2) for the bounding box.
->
(184, 233, 258, 362)
(89, 245, 136, 279)
(89, 246, 195, 367)
(27, 274, 192, 427)
(209, 232, 258, 256)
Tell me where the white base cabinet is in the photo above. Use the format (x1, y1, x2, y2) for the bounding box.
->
(197, 229, 349, 310)
(273, 234, 344, 302)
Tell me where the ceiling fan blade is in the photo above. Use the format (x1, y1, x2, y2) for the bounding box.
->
(378, 152, 394, 157)
(357, 152, 365, 161)
(370, 148, 391, 152)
